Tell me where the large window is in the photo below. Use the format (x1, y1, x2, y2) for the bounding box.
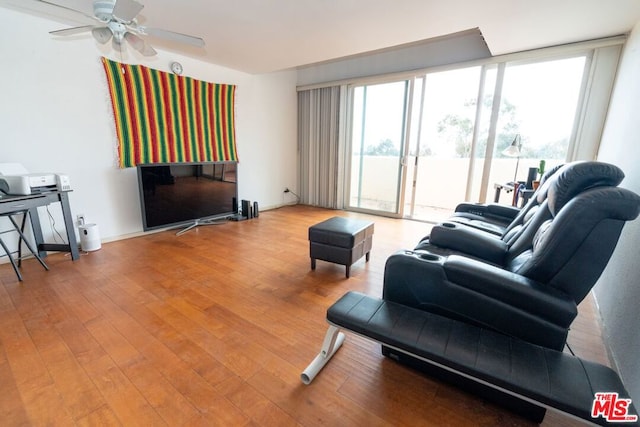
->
(345, 53, 597, 220)
(487, 56, 587, 204)
(298, 39, 622, 218)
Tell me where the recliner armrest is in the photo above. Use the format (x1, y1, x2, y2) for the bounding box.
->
(443, 255, 577, 326)
(429, 222, 507, 264)
(382, 250, 575, 349)
(455, 202, 520, 221)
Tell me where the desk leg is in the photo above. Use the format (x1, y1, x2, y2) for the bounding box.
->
(28, 206, 47, 259)
(29, 193, 80, 261)
(59, 192, 80, 260)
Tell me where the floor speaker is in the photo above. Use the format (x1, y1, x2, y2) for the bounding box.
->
(241, 200, 250, 219)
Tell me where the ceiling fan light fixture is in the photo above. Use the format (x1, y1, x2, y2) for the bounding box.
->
(91, 27, 113, 44)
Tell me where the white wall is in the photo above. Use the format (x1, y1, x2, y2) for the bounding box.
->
(0, 7, 297, 242)
(594, 21, 640, 403)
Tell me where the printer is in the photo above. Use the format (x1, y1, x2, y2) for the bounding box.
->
(0, 163, 71, 196)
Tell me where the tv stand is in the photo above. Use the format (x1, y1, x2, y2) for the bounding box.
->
(175, 217, 229, 236)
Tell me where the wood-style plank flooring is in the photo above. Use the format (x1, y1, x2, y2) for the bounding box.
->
(0, 205, 608, 426)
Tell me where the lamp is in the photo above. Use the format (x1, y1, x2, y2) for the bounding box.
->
(502, 134, 522, 184)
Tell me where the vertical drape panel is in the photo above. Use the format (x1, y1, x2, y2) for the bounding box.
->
(297, 86, 343, 208)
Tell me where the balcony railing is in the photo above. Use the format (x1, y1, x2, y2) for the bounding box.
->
(350, 156, 558, 221)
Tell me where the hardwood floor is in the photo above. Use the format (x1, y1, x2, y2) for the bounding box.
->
(0, 205, 608, 426)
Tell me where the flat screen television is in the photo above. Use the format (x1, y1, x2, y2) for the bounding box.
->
(137, 162, 238, 234)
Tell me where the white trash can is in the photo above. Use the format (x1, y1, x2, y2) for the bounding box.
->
(79, 223, 101, 251)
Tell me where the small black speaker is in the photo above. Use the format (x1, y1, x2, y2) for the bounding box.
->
(241, 199, 250, 219)
(253, 201, 259, 218)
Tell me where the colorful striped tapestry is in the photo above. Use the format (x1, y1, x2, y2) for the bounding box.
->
(101, 58, 238, 168)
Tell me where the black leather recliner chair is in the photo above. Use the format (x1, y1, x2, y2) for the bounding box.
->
(414, 161, 626, 265)
(447, 163, 565, 236)
(383, 162, 640, 350)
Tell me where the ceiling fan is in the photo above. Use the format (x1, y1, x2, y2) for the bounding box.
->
(47, 0, 205, 56)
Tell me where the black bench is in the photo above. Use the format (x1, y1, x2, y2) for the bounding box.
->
(308, 217, 374, 278)
(301, 291, 638, 426)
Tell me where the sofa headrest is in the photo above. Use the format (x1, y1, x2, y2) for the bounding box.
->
(526, 186, 640, 301)
(534, 163, 565, 203)
(546, 161, 625, 216)
(534, 186, 640, 252)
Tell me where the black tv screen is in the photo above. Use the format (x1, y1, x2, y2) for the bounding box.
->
(137, 162, 238, 231)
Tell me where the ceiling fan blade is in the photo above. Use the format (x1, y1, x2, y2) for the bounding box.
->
(140, 27, 205, 48)
(124, 32, 157, 56)
(50, 25, 95, 36)
(112, 0, 144, 22)
(39, 0, 99, 22)
(92, 27, 113, 44)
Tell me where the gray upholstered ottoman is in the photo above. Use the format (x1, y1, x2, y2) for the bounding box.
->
(308, 217, 374, 278)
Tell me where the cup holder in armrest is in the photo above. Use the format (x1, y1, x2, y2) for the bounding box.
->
(419, 253, 441, 262)
(402, 250, 442, 263)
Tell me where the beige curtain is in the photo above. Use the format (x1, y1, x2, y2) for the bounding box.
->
(297, 86, 345, 208)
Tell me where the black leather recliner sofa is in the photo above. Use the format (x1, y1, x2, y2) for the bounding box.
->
(383, 161, 640, 350)
(415, 161, 625, 264)
(447, 163, 565, 236)
(302, 161, 640, 423)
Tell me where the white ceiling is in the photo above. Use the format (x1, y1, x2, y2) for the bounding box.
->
(4, 0, 640, 74)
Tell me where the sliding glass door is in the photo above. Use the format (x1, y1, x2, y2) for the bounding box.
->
(345, 54, 591, 221)
(347, 81, 409, 216)
(404, 67, 482, 222)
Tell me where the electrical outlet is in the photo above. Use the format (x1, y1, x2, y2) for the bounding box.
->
(77, 214, 85, 226)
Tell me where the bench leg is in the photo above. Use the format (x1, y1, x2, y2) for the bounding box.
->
(301, 325, 345, 384)
(311, 258, 316, 270)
